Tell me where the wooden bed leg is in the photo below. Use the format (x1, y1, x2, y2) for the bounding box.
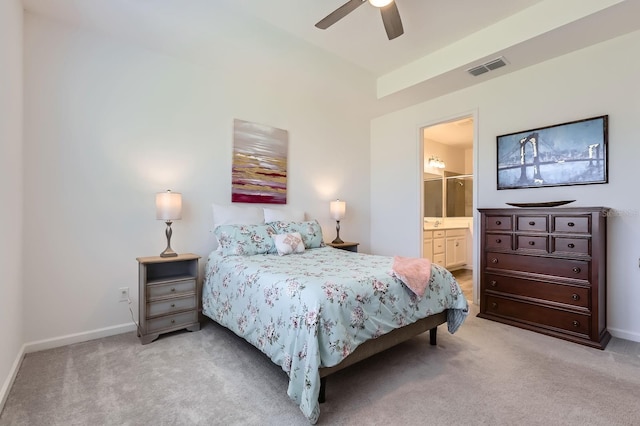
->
(319, 377, 326, 403)
(429, 326, 438, 346)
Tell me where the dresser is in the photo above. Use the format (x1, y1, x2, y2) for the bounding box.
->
(136, 253, 201, 344)
(477, 207, 610, 349)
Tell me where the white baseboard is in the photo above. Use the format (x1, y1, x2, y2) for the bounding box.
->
(24, 322, 137, 354)
(0, 344, 26, 415)
(608, 327, 640, 343)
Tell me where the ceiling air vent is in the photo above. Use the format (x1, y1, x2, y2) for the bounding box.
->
(467, 56, 508, 77)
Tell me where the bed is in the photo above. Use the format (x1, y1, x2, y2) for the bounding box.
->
(202, 219, 469, 424)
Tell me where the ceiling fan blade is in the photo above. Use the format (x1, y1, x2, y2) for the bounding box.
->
(315, 0, 366, 30)
(380, 1, 404, 40)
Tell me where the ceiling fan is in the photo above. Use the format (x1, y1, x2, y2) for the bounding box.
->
(315, 0, 404, 40)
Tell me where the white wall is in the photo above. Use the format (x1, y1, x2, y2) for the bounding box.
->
(23, 13, 374, 344)
(372, 30, 640, 341)
(0, 0, 24, 408)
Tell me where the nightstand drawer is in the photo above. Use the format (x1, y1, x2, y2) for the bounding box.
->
(146, 311, 198, 334)
(147, 295, 197, 318)
(484, 273, 589, 308)
(147, 279, 196, 300)
(485, 295, 590, 336)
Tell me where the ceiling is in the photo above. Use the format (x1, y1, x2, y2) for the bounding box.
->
(423, 117, 474, 149)
(22, 0, 640, 107)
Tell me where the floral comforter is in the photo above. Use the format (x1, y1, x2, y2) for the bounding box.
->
(202, 246, 469, 423)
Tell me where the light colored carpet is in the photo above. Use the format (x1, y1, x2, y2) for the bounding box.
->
(2, 305, 640, 425)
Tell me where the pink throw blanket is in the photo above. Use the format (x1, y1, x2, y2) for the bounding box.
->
(391, 256, 432, 298)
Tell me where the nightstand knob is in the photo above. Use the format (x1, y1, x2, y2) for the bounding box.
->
(568, 243, 575, 248)
(171, 319, 176, 324)
(491, 302, 497, 309)
(495, 220, 502, 225)
(571, 294, 580, 301)
(572, 267, 581, 273)
(491, 258, 498, 264)
(528, 241, 535, 246)
(490, 280, 497, 287)
(568, 222, 575, 227)
(495, 238, 502, 243)
(171, 287, 176, 292)
(529, 221, 535, 226)
(572, 320, 580, 327)
(171, 303, 176, 308)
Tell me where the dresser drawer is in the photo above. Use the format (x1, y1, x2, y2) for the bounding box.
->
(485, 252, 589, 281)
(516, 215, 548, 232)
(485, 215, 512, 231)
(484, 295, 590, 336)
(147, 279, 196, 300)
(516, 235, 549, 253)
(485, 233, 511, 250)
(147, 295, 197, 318)
(484, 274, 589, 308)
(445, 229, 466, 237)
(554, 215, 590, 234)
(433, 230, 445, 238)
(146, 310, 198, 334)
(553, 237, 590, 255)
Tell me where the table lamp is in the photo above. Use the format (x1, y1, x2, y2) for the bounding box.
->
(156, 190, 182, 257)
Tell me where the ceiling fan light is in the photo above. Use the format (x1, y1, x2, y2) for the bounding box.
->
(369, 0, 393, 8)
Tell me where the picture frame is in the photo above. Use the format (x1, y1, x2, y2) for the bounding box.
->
(497, 115, 608, 190)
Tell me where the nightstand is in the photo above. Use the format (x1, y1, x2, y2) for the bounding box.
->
(136, 253, 201, 344)
(326, 242, 359, 253)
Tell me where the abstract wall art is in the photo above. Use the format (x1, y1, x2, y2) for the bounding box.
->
(232, 119, 288, 204)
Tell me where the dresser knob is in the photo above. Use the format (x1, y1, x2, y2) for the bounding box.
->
(572, 267, 581, 273)
(568, 222, 575, 227)
(496, 220, 502, 225)
(491, 302, 497, 309)
(491, 258, 498, 264)
(528, 241, 535, 246)
(490, 280, 497, 287)
(571, 294, 580, 301)
(496, 238, 502, 243)
(529, 221, 535, 226)
(572, 320, 580, 327)
(568, 243, 575, 248)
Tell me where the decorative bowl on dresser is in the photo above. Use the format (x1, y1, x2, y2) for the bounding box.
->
(477, 207, 610, 349)
(136, 253, 201, 344)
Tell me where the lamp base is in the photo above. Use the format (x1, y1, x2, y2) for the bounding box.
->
(331, 237, 344, 244)
(332, 220, 343, 244)
(160, 248, 178, 258)
(160, 221, 178, 258)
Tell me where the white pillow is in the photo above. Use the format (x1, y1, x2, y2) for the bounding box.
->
(264, 207, 305, 223)
(273, 232, 305, 256)
(212, 203, 264, 230)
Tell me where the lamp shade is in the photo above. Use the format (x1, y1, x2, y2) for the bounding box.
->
(330, 199, 346, 221)
(156, 190, 182, 221)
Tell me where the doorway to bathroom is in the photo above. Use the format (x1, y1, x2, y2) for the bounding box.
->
(421, 115, 475, 303)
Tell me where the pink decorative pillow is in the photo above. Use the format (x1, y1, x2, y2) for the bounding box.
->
(274, 232, 305, 256)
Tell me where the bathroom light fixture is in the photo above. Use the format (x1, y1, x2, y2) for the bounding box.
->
(156, 190, 182, 257)
(369, 0, 393, 7)
(330, 199, 346, 244)
(427, 156, 446, 169)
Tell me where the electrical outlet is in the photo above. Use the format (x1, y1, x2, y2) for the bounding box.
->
(118, 287, 129, 303)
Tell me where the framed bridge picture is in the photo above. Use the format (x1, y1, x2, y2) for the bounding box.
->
(497, 115, 608, 190)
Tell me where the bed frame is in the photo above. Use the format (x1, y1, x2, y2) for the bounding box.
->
(317, 310, 448, 402)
